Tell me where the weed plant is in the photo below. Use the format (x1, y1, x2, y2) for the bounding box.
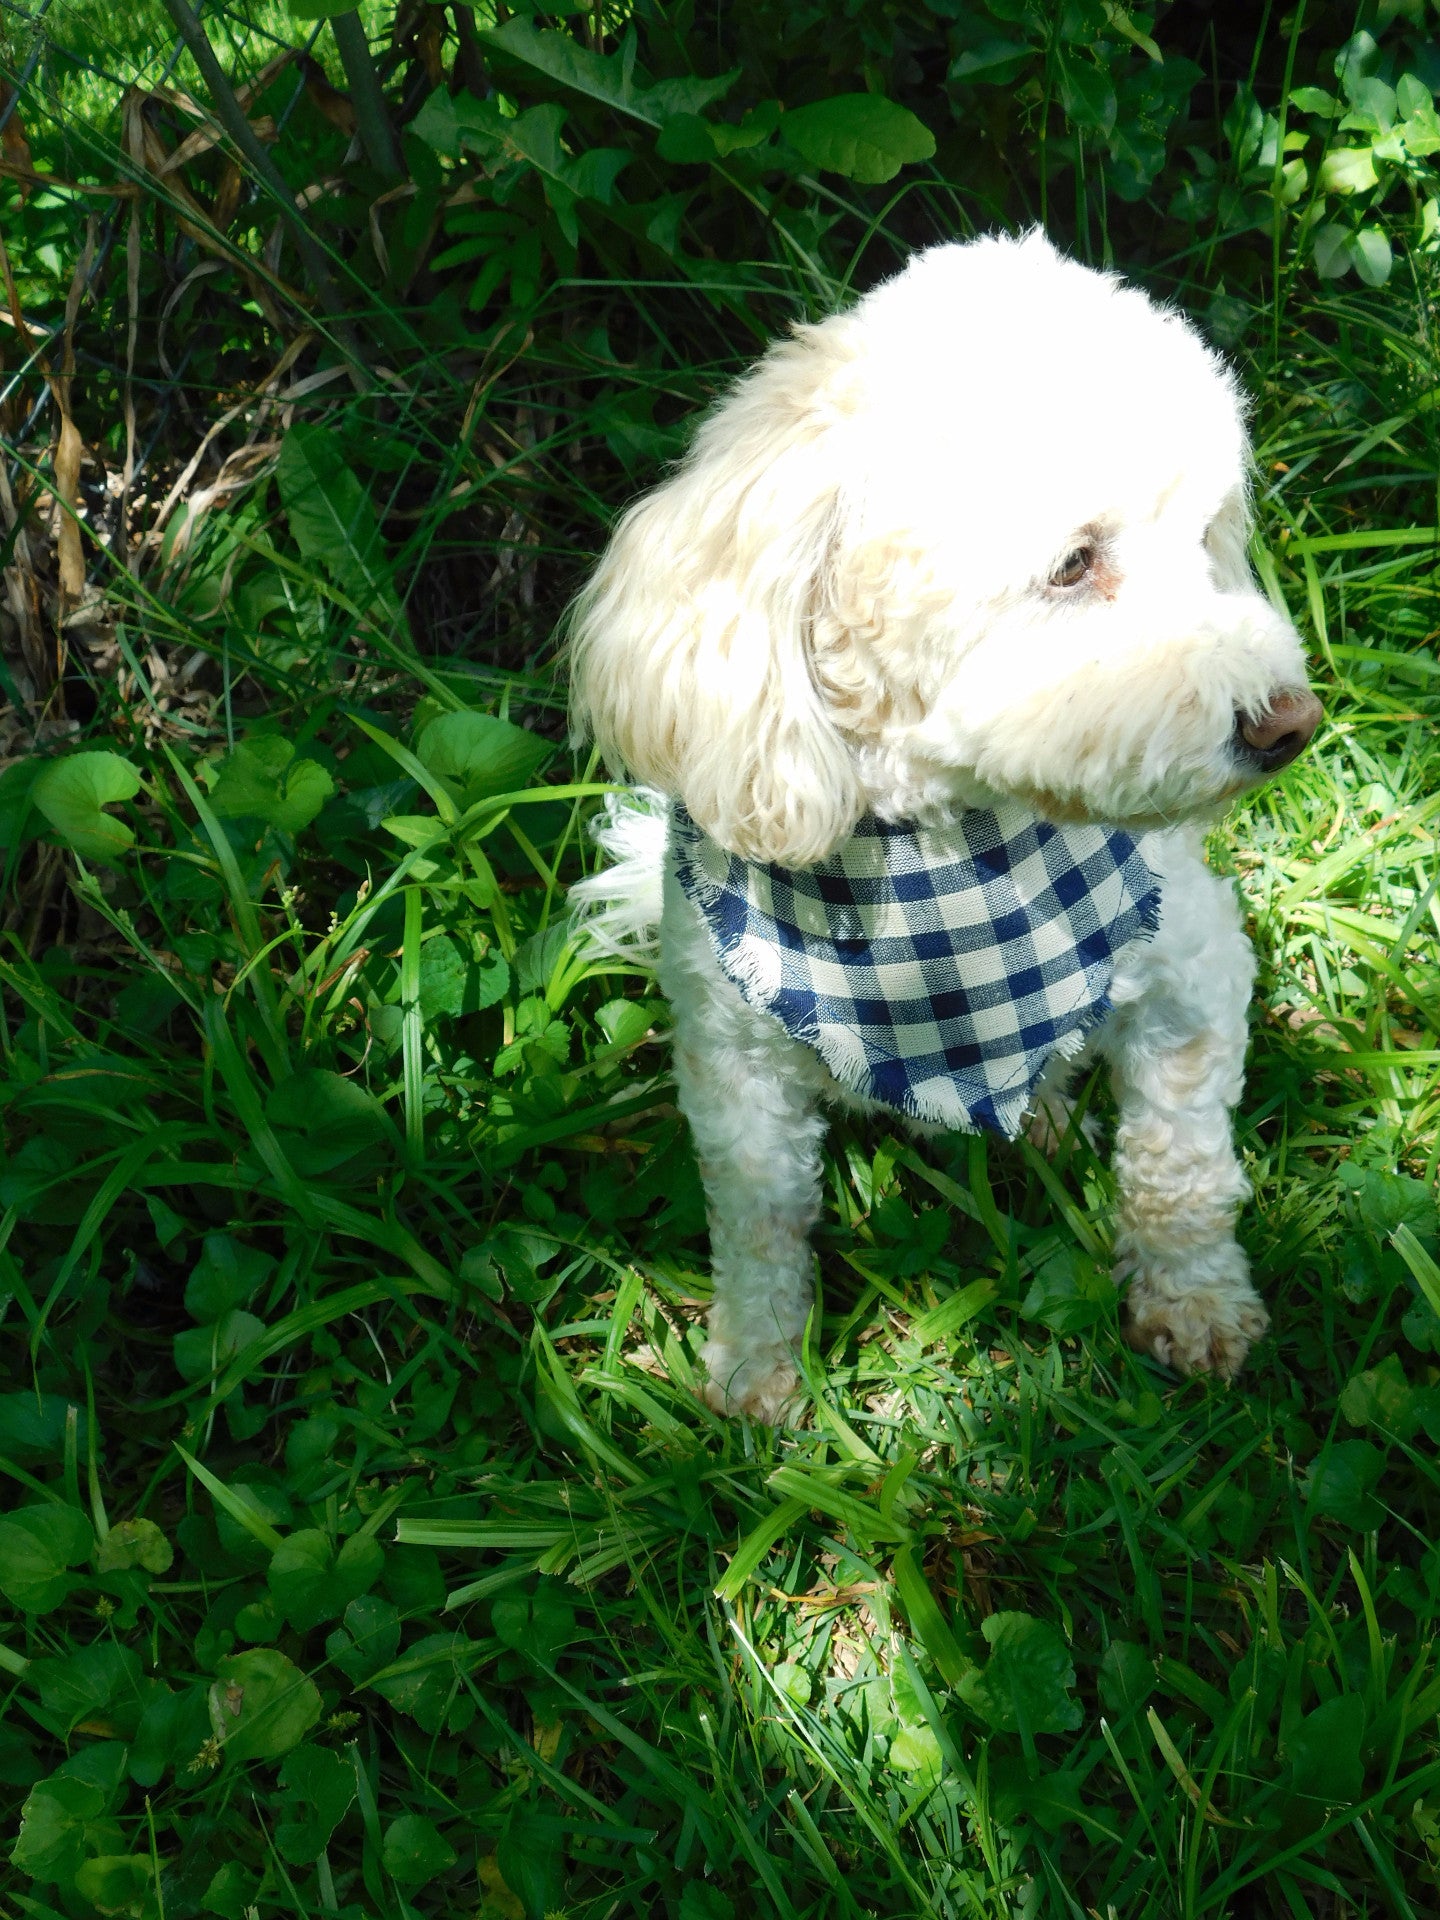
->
(2, 3, 1440, 1916)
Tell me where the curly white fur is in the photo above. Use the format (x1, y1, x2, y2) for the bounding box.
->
(569, 232, 1320, 1418)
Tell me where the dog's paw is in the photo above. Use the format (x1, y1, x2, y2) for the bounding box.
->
(698, 1339, 803, 1422)
(1122, 1257, 1268, 1381)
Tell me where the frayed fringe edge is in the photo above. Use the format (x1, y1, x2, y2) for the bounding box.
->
(568, 789, 669, 964)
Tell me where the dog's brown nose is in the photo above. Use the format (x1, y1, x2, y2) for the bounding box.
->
(1235, 689, 1323, 773)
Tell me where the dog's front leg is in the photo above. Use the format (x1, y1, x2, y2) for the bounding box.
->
(661, 879, 830, 1420)
(1099, 837, 1269, 1380)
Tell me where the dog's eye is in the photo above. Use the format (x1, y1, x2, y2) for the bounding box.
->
(1049, 545, 1095, 590)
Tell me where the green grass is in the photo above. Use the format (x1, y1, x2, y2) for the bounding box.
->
(4, 5, 1440, 1918)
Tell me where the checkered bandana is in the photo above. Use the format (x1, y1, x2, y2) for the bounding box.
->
(671, 801, 1161, 1138)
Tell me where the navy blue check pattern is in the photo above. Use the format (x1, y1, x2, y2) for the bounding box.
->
(671, 801, 1161, 1137)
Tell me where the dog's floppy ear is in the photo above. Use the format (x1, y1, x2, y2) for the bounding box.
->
(568, 329, 865, 867)
(1205, 487, 1258, 595)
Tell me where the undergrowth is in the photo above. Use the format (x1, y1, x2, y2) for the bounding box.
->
(2, 3, 1440, 1916)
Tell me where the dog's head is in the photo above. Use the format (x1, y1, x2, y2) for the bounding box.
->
(569, 231, 1320, 865)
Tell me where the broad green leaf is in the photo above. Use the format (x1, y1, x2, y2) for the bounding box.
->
(10, 1774, 121, 1885)
(267, 1068, 390, 1175)
(889, 1722, 942, 1785)
(276, 422, 397, 617)
(286, 1412, 342, 1486)
(380, 812, 447, 850)
(567, 146, 632, 203)
(1342, 74, 1396, 133)
(1288, 1693, 1366, 1802)
(275, 1745, 357, 1864)
(657, 106, 777, 163)
(0, 757, 42, 852)
(185, 1234, 275, 1321)
(416, 933, 468, 1021)
(1335, 30, 1380, 99)
(479, 19, 736, 128)
(1318, 146, 1379, 194)
(95, 1519, 173, 1576)
(492, 1582, 579, 1666)
(73, 1855, 153, 1914)
(381, 1544, 445, 1611)
(1290, 85, 1339, 117)
(371, 1631, 471, 1734)
(173, 1310, 266, 1385)
(266, 1529, 331, 1632)
(207, 737, 335, 833)
(771, 1661, 811, 1707)
(234, 1595, 281, 1642)
(268, 1528, 384, 1632)
(201, 1863, 253, 1918)
(957, 1612, 1081, 1737)
(411, 89, 513, 160)
(1306, 1439, 1386, 1530)
(498, 1807, 565, 1918)
(211, 1478, 292, 1562)
(516, 921, 572, 996)
(1396, 1225, 1440, 1347)
(596, 998, 659, 1048)
(1022, 1246, 1115, 1332)
(780, 94, 935, 184)
(406, 94, 623, 246)
(382, 1813, 457, 1886)
(1339, 1353, 1415, 1434)
(949, 36, 1032, 84)
(31, 1643, 142, 1734)
(1357, 1169, 1436, 1240)
(458, 1246, 505, 1301)
(130, 1681, 210, 1789)
(1312, 221, 1355, 277)
(32, 752, 141, 862)
(1402, 101, 1440, 157)
(326, 1593, 402, 1683)
(0, 1505, 94, 1614)
(476, 1226, 563, 1304)
(0, 1134, 72, 1214)
(1396, 73, 1432, 120)
(208, 1648, 323, 1763)
(416, 711, 553, 800)
(1352, 226, 1392, 286)
(1098, 1640, 1155, 1720)
(0, 1391, 80, 1462)
(1056, 54, 1117, 135)
(419, 933, 511, 1019)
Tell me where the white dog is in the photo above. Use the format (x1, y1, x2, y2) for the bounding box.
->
(568, 232, 1321, 1421)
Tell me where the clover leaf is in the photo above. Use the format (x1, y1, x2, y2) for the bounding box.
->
(957, 1612, 1082, 1740)
(415, 710, 553, 801)
(780, 94, 935, 184)
(207, 737, 335, 833)
(382, 1813, 457, 1886)
(275, 1745, 357, 1864)
(207, 1648, 322, 1763)
(0, 1505, 94, 1615)
(267, 1529, 383, 1633)
(32, 752, 141, 863)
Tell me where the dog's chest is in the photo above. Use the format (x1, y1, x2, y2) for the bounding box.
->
(671, 801, 1161, 1138)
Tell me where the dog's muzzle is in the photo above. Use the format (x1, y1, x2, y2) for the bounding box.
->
(1233, 689, 1323, 774)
